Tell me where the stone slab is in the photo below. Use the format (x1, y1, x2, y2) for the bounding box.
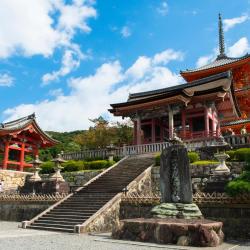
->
(113, 218, 224, 247)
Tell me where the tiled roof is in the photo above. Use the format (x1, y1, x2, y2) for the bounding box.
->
(180, 54, 250, 74)
(128, 71, 231, 101)
(221, 118, 250, 127)
(0, 113, 58, 144)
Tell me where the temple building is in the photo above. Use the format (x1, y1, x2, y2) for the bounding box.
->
(109, 14, 250, 144)
(0, 114, 58, 171)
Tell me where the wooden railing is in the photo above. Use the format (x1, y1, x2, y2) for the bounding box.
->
(62, 134, 250, 161)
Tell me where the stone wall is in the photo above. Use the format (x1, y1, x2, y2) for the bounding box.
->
(151, 162, 245, 195)
(41, 171, 102, 189)
(119, 202, 250, 240)
(0, 201, 54, 221)
(0, 170, 32, 192)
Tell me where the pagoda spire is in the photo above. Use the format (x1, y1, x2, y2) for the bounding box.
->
(217, 13, 226, 59)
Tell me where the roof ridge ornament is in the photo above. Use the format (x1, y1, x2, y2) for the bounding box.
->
(217, 13, 227, 60)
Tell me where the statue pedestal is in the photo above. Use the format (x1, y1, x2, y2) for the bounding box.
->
(151, 203, 203, 219)
(113, 218, 224, 247)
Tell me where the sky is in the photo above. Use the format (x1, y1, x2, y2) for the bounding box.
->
(0, 0, 250, 132)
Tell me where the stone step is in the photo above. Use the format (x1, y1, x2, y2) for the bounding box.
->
(48, 211, 95, 216)
(42, 214, 91, 219)
(27, 225, 74, 233)
(31, 222, 76, 229)
(38, 218, 85, 224)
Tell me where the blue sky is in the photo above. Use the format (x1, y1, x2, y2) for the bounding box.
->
(0, 0, 250, 131)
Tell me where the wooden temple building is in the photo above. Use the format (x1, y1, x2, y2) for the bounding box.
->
(0, 113, 58, 171)
(109, 14, 250, 145)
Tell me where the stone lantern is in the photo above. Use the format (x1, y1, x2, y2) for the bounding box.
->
(50, 153, 66, 182)
(29, 155, 43, 182)
(106, 144, 116, 162)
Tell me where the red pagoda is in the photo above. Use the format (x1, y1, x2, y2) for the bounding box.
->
(109, 14, 250, 145)
(0, 113, 58, 171)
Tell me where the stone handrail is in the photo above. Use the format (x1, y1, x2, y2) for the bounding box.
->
(223, 133, 250, 147)
(121, 192, 250, 205)
(0, 193, 67, 202)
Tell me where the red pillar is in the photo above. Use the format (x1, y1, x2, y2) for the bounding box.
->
(181, 110, 186, 139)
(136, 118, 142, 145)
(151, 118, 156, 143)
(205, 107, 209, 137)
(19, 142, 25, 171)
(133, 120, 137, 145)
(3, 140, 10, 169)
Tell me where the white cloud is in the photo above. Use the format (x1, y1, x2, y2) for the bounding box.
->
(42, 48, 83, 84)
(121, 26, 132, 38)
(223, 14, 249, 32)
(157, 1, 168, 16)
(0, 0, 96, 58)
(0, 73, 14, 87)
(196, 54, 215, 68)
(228, 37, 250, 57)
(0, 0, 96, 83)
(153, 49, 184, 65)
(4, 49, 184, 131)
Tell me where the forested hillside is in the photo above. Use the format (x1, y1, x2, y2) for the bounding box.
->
(39, 117, 133, 161)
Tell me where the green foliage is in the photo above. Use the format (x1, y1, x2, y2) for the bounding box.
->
(62, 160, 85, 172)
(226, 150, 236, 161)
(84, 160, 114, 170)
(40, 161, 54, 174)
(226, 158, 250, 196)
(188, 152, 200, 163)
(191, 160, 219, 165)
(234, 148, 250, 162)
(25, 155, 33, 163)
(155, 154, 161, 166)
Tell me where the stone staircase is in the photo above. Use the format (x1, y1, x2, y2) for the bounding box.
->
(25, 155, 154, 233)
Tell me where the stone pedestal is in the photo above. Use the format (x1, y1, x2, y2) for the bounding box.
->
(151, 203, 203, 219)
(113, 218, 224, 247)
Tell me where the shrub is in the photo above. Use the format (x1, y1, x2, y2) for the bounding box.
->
(191, 160, 219, 166)
(235, 148, 250, 162)
(84, 160, 114, 170)
(226, 179, 250, 196)
(40, 161, 54, 174)
(155, 154, 161, 166)
(226, 150, 236, 161)
(188, 152, 200, 163)
(62, 160, 85, 172)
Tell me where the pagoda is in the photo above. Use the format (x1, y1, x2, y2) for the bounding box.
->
(109, 14, 250, 145)
(0, 113, 58, 171)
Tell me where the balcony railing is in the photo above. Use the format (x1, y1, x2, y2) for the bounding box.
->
(62, 133, 250, 161)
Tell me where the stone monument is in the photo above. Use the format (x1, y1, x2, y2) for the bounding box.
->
(151, 137, 202, 219)
(113, 137, 224, 247)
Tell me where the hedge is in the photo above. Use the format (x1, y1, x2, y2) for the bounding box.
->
(62, 160, 85, 172)
(234, 148, 250, 162)
(154, 151, 200, 165)
(84, 160, 115, 170)
(225, 150, 236, 161)
(188, 152, 200, 163)
(40, 162, 54, 174)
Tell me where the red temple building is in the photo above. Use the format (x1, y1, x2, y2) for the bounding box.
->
(109, 14, 250, 145)
(0, 113, 58, 171)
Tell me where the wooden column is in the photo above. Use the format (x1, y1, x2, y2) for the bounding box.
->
(205, 107, 209, 137)
(151, 118, 156, 143)
(19, 141, 25, 171)
(168, 106, 174, 139)
(181, 110, 186, 139)
(136, 118, 142, 145)
(3, 140, 10, 169)
(212, 110, 217, 137)
(133, 120, 137, 145)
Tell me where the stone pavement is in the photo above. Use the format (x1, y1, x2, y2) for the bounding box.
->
(0, 221, 249, 250)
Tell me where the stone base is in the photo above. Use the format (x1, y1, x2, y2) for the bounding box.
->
(151, 203, 203, 219)
(112, 218, 224, 247)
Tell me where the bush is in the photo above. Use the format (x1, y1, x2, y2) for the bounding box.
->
(40, 161, 54, 174)
(155, 154, 161, 166)
(226, 179, 250, 196)
(234, 148, 250, 162)
(188, 152, 200, 163)
(226, 150, 236, 161)
(84, 160, 114, 170)
(62, 160, 85, 172)
(191, 160, 219, 166)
